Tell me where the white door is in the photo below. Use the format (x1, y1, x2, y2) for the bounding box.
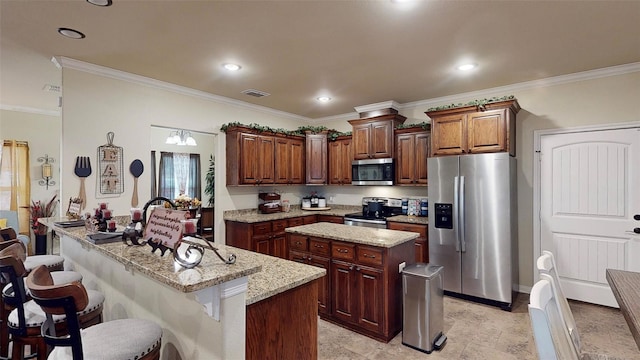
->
(540, 127, 640, 307)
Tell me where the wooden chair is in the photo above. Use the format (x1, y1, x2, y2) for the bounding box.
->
(198, 206, 214, 241)
(0, 211, 29, 248)
(26, 265, 162, 360)
(0, 244, 97, 360)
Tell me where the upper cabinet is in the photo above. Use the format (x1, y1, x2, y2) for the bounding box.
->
(305, 132, 327, 185)
(426, 99, 520, 157)
(328, 136, 353, 185)
(395, 128, 430, 186)
(226, 126, 305, 186)
(275, 137, 305, 184)
(348, 114, 406, 160)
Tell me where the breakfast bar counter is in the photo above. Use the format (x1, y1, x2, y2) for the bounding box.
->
(42, 217, 325, 360)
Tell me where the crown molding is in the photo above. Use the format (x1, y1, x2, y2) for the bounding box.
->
(0, 104, 61, 117)
(400, 62, 640, 111)
(354, 100, 401, 114)
(58, 57, 310, 123)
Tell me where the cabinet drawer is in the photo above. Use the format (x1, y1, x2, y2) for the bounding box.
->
(272, 219, 287, 233)
(332, 242, 355, 261)
(309, 238, 330, 257)
(357, 246, 383, 267)
(303, 215, 317, 224)
(252, 222, 272, 234)
(387, 222, 426, 238)
(288, 234, 309, 252)
(287, 217, 304, 228)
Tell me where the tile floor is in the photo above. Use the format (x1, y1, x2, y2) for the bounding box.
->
(318, 294, 640, 359)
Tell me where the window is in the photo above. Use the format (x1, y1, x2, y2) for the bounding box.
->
(157, 152, 201, 200)
(0, 140, 31, 233)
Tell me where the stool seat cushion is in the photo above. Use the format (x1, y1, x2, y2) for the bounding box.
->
(23, 255, 64, 271)
(8, 289, 104, 328)
(48, 318, 162, 360)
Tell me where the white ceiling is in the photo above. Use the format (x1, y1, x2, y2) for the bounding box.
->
(1, 0, 639, 119)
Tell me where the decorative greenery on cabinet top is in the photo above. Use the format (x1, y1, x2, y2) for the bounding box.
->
(426, 95, 516, 112)
(220, 122, 352, 141)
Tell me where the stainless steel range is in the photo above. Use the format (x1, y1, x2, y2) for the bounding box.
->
(343, 197, 403, 229)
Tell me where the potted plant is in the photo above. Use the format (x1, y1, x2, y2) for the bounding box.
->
(204, 154, 215, 207)
(29, 194, 57, 255)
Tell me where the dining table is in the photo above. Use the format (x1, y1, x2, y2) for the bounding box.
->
(606, 268, 640, 350)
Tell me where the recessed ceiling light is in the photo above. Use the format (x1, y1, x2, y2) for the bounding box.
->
(317, 96, 332, 103)
(57, 28, 85, 39)
(86, 0, 112, 6)
(223, 63, 242, 71)
(456, 63, 477, 71)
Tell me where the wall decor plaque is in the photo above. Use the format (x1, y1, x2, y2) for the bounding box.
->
(98, 132, 124, 194)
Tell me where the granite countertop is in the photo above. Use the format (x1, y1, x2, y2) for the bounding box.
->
(285, 222, 418, 248)
(42, 217, 325, 305)
(386, 215, 429, 225)
(223, 205, 360, 223)
(246, 255, 325, 305)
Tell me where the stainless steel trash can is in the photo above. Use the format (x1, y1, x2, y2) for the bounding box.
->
(402, 263, 446, 353)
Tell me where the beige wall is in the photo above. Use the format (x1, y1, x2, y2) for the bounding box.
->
(61, 65, 640, 290)
(0, 109, 61, 211)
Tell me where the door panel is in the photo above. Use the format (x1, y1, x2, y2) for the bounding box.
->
(460, 153, 514, 303)
(332, 261, 355, 323)
(356, 266, 383, 333)
(540, 127, 640, 306)
(428, 156, 461, 293)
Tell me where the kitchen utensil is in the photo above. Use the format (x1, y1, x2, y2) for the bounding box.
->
(129, 159, 144, 207)
(74, 156, 92, 210)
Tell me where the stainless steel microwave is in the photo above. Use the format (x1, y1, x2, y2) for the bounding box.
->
(351, 158, 394, 186)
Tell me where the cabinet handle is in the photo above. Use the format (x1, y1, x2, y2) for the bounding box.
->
(337, 249, 349, 253)
(314, 244, 324, 248)
(363, 254, 376, 259)
(355, 266, 360, 271)
(295, 241, 302, 246)
(308, 257, 312, 261)
(349, 265, 354, 271)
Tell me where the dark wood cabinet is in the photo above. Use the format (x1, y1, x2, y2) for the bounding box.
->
(328, 136, 353, 185)
(275, 137, 305, 184)
(387, 221, 428, 263)
(305, 132, 327, 185)
(226, 125, 305, 186)
(395, 128, 430, 186)
(349, 114, 405, 160)
(426, 99, 520, 157)
(226, 219, 290, 259)
(287, 232, 414, 342)
(316, 215, 343, 224)
(289, 234, 331, 316)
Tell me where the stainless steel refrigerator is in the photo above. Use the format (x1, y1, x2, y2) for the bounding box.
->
(427, 152, 518, 310)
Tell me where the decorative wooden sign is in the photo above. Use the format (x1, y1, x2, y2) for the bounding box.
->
(143, 207, 189, 254)
(66, 197, 83, 219)
(98, 132, 124, 194)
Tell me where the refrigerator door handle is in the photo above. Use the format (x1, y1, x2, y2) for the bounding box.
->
(454, 176, 461, 252)
(460, 175, 466, 253)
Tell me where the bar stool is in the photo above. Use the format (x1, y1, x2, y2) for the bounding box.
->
(0, 240, 72, 358)
(26, 265, 162, 360)
(0, 245, 103, 360)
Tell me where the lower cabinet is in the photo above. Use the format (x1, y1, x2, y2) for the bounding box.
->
(387, 221, 428, 263)
(287, 233, 414, 342)
(226, 219, 292, 259)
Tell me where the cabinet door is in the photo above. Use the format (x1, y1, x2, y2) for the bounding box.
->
(395, 133, 415, 185)
(305, 134, 327, 185)
(332, 261, 356, 323)
(467, 109, 507, 154)
(355, 265, 384, 334)
(272, 235, 288, 259)
(352, 124, 372, 160)
(255, 237, 271, 255)
(274, 138, 290, 184)
(414, 132, 430, 185)
(431, 113, 467, 156)
(240, 133, 260, 184)
(370, 120, 393, 159)
(328, 138, 353, 185)
(414, 239, 427, 263)
(309, 255, 331, 316)
(257, 135, 275, 184)
(289, 138, 305, 184)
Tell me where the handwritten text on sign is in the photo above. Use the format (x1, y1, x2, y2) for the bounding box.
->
(143, 208, 188, 249)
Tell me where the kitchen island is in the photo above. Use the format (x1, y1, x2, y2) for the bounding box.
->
(286, 222, 418, 342)
(42, 217, 325, 360)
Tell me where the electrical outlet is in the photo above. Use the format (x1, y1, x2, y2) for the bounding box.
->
(399, 261, 406, 273)
(329, 196, 335, 203)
